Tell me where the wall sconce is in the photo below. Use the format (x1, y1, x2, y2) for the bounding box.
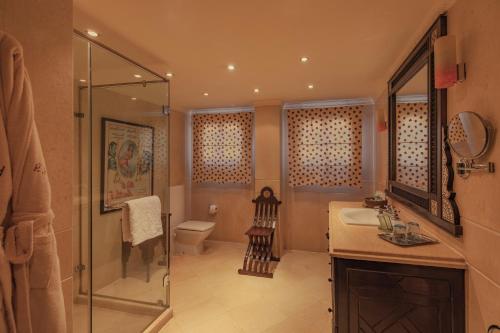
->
(434, 35, 466, 89)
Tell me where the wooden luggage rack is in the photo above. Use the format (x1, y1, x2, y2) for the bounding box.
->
(238, 187, 281, 278)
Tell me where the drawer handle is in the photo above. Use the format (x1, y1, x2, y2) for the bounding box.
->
(328, 308, 333, 313)
(328, 278, 332, 282)
(325, 232, 330, 240)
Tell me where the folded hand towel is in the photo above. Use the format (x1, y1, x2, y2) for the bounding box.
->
(122, 195, 163, 246)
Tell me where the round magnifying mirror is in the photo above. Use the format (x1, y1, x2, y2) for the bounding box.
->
(448, 112, 490, 159)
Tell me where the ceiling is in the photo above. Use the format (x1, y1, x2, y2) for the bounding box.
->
(74, 0, 443, 111)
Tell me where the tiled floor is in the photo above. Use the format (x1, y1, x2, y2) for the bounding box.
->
(160, 241, 332, 333)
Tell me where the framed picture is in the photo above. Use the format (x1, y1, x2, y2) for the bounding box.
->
(100, 118, 154, 214)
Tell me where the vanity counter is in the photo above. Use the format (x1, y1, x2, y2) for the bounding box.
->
(328, 201, 466, 269)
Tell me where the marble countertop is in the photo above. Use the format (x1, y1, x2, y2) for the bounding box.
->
(328, 201, 467, 269)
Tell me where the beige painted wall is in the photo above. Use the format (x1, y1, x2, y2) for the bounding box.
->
(168, 110, 186, 252)
(191, 185, 254, 243)
(170, 110, 186, 187)
(375, 0, 500, 330)
(0, 0, 73, 330)
(254, 104, 283, 255)
(254, 105, 281, 195)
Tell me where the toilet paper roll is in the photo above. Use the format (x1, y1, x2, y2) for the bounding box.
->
(209, 204, 218, 215)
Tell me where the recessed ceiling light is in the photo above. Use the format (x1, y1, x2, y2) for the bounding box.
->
(131, 97, 137, 101)
(79, 79, 86, 83)
(166, 72, 174, 78)
(86, 29, 99, 38)
(227, 64, 236, 71)
(254, 88, 260, 93)
(300, 56, 309, 63)
(307, 84, 314, 89)
(203, 92, 209, 96)
(133, 74, 142, 78)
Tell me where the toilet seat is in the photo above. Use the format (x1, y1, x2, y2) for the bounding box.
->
(176, 220, 215, 232)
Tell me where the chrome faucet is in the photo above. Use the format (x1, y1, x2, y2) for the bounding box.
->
(378, 204, 400, 220)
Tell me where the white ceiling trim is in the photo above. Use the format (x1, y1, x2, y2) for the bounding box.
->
(283, 98, 374, 110)
(189, 106, 254, 115)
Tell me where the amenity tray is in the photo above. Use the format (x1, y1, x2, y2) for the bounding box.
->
(378, 233, 439, 247)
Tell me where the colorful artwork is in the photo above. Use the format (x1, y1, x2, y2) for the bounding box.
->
(101, 118, 154, 214)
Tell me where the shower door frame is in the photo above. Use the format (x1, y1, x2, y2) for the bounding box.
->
(73, 30, 171, 332)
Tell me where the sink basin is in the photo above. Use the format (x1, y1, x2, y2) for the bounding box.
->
(339, 208, 380, 226)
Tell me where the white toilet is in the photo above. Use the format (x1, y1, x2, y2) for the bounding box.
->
(174, 220, 216, 255)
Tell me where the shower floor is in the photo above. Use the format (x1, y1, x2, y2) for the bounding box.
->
(160, 241, 331, 333)
(73, 303, 156, 333)
(72, 260, 168, 332)
(94, 261, 168, 305)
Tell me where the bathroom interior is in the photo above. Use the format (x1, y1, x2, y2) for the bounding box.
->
(0, 0, 499, 332)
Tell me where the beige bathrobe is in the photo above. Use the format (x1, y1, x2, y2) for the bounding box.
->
(0, 32, 66, 333)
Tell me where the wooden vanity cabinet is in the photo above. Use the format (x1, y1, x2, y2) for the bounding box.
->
(331, 258, 465, 333)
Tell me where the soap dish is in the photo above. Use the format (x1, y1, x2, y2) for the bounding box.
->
(378, 233, 439, 247)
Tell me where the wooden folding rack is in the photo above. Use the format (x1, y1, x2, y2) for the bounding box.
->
(238, 187, 281, 278)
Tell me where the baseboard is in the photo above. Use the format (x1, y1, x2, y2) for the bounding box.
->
(143, 308, 174, 333)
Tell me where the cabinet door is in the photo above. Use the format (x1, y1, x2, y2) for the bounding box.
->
(334, 258, 464, 333)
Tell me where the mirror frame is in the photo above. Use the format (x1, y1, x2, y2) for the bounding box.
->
(387, 15, 462, 236)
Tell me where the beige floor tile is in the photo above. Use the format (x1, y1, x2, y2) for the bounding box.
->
(227, 299, 289, 332)
(79, 241, 333, 332)
(167, 243, 332, 333)
(184, 312, 244, 333)
(174, 299, 227, 330)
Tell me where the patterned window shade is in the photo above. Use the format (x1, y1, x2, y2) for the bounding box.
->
(287, 106, 363, 188)
(192, 112, 253, 184)
(395, 102, 428, 191)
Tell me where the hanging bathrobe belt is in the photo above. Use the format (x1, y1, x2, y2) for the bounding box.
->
(3, 211, 53, 264)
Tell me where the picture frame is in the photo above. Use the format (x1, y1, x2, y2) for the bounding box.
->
(100, 117, 154, 214)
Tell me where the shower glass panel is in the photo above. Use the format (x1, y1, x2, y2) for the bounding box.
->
(73, 33, 170, 333)
(73, 34, 91, 333)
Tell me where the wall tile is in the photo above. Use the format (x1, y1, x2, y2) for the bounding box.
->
(56, 229, 73, 280)
(191, 186, 254, 243)
(375, 0, 500, 329)
(467, 267, 500, 332)
(255, 105, 281, 181)
(62, 277, 73, 333)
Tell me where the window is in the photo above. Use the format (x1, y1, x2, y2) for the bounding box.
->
(192, 112, 253, 184)
(287, 106, 363, 188)
(395, 100, 428, 191)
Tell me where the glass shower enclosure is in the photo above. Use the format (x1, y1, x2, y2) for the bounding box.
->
(73, 32, 170, 333)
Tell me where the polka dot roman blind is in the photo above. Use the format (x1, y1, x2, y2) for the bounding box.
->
(287, 106, 363, 188)
(395, 102, 428, 191)
(192, 112, 253, 184)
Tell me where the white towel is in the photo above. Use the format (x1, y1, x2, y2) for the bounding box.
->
(122, 195, 163, 246)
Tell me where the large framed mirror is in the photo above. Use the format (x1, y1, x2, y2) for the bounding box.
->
(387, 15, 461, 236)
